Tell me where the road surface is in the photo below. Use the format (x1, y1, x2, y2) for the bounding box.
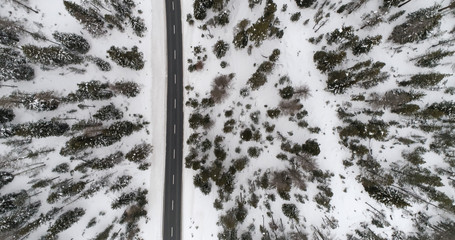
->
(163, 0, 183, 239)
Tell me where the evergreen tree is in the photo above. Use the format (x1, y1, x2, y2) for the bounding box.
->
(0, 108, 14, 123)
(107, 46, 144, 70)
(313, 50, 346, 73)
(0, 48, 34, 81)
(22, 45, 83, 66)
(52, 32, 90, 54)
(389, 6, 442, 44)
(294, 0, 316, 8)
(213, 40, 230, 59)
(64, 1, 106, 36)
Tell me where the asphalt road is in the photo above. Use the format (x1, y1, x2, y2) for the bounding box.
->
(163, 0, 183, 239)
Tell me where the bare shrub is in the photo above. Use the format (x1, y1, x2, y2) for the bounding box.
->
(211, 74, 234, 103)
(279, 99, 303, 115)
(294, 85, 311, 99)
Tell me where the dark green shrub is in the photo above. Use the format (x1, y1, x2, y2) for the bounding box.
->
(66, 80, 138, 101)
(107, 46, 144, 70)
(52, 32, 90, 54)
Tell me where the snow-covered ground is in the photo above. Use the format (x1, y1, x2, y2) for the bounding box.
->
(181, 0, 455, 239)
(0, 0, 163, 239)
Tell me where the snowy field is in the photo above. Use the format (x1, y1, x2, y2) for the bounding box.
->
(0, 0, 163, 239)
(181, 0, 455, 239)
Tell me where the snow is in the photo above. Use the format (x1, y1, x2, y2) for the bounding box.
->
(181, 0, 455, 239)
(0, 0, 161, 238)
